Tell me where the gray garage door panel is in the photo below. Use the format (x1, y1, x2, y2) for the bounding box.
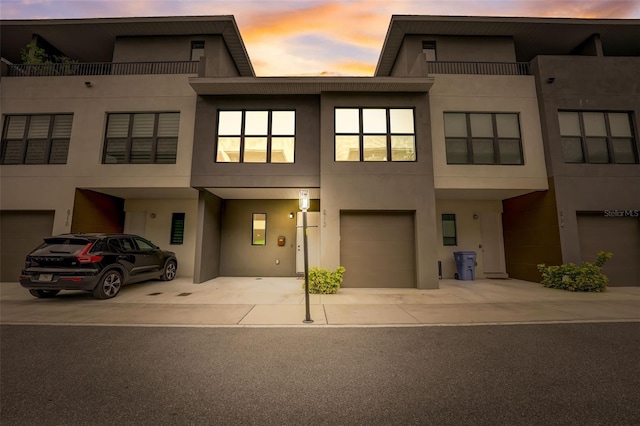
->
(577, 215, 640, 287)
(1, 211, 54, 282)
(340, 211, 416, 288)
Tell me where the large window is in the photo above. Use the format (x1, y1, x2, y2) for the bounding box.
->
(103, 112, 179, 164)
(335, 108, 416, 162)
(1, 114, 73, 165)
(558, 111, 637, 164)
(444, 112, 523, 165)
(216, 110, 295, 163)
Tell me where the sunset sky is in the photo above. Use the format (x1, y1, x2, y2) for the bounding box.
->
(2, 0, 639, 76)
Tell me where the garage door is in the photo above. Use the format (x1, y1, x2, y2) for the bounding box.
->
(577, 214, 640, 287)
(0, 211, 54, 282)
(340, 211, 416, 288)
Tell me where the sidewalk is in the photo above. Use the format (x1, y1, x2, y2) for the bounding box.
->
(1, 277, 639, 327)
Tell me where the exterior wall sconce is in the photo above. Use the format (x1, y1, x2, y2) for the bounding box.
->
(289, 212, 294, 219)
(473, 214, 479, 220)
(84, 81, 93, 87)
(546, 77, 555, 84)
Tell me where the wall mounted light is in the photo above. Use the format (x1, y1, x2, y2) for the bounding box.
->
(150, 213, 156, 219)
(289, 212, 294, 219)
(473, 214, 479, 220)
(84, 81, 93, 87)
(546, 77, 555, 84)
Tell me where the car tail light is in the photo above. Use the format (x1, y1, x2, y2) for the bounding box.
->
(76, 243, 103, 264)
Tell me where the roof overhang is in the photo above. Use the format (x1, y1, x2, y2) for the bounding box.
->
(189, 76, 434, 95)
(376, 15, 640, 76)
(0, 16, 255, 77)
(204, 188, 321, 200)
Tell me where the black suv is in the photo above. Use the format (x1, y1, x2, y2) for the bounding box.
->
(20, 233, 177, 300)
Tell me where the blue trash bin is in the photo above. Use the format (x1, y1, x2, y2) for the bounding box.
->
(453, 251, 477, 280)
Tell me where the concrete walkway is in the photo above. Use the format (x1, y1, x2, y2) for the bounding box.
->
(1, 277, 638, 327)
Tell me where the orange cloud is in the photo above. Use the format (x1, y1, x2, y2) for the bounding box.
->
(240, 1, 387, 50)
(331, 60, 376, 76)
(513, 0, 640, 18)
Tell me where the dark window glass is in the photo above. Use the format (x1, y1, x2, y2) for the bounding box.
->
(558, 111, 638, 164)
(422, 41, 437, 61)
(134, 237, 156, 251)
(103, 112, 179, 164)
(1, 114, 72, 165)
(442, 214, 457, 246)
(170, 213, 185, 245)
(191, 41, 205, 61)
(444, 112, 524, 165)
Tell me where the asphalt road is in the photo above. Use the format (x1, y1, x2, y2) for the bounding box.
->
(1, 323, 639, 425)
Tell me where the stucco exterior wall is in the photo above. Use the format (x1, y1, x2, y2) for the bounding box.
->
(191, 95, 320, 189)
(319, 92, 439, 289)
(112, 35, 223, 63)
(436, 200, 503, 279)
(429, 74, 548, 192)
(0, 74, 197, 235)
(532, 56, 640, 265)
(219, 199, 300, 277)
(124, 198, 198, 278)
(391, 35, 516, 76)
(194, 191, 223, 283)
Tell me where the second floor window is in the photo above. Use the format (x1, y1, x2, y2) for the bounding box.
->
(103, 112, 179, 164)
(422, 41, 437, 62)
(444, 112, 523, 165)
(335, 108, 416, 162)
(216, 110, 295, 163)
(191, 41, 205, 61)
(558, 111, 637, 164)
(1, 114, 73, 165)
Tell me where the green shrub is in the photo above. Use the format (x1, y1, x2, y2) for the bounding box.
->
(537, 251, 612, 292)
(303, 266, 345, 294)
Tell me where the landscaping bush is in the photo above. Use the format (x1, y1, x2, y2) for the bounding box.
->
(303, 266, 345, 294)
(537, 251, 612, 292)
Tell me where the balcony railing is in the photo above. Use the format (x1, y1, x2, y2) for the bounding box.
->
(426, 61, 530, 75)
(6, 61, 199, 77)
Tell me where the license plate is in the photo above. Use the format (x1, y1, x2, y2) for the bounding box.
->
(38, 274, 53, 282)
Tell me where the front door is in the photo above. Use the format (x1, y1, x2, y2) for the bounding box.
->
(480, 213, 507, 276)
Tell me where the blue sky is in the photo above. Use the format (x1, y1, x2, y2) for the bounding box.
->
(2, 0, 639, 75)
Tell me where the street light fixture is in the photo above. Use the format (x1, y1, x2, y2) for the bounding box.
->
(299, 189, 313, 324)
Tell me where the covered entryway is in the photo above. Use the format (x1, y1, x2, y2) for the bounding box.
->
(340, 211, 416, 288)
(577, 213, 640, 286)
(0, 210, 54, 282)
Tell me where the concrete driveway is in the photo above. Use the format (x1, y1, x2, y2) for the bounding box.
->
(1, 276, 638, 326)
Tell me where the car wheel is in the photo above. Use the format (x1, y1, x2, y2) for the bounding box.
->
(161, 260, 177, 281)
(28, 289, 60, 298)
(93, 270, 122, 299)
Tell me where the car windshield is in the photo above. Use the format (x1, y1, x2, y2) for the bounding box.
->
(34, 238, 93, 255)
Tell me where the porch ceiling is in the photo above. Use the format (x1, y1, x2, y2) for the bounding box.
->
(205, 188, 320, 200)
(435, 188, 546, 201)
(85, 187, 199, 200)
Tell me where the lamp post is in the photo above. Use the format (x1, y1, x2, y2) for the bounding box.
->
(299, 189, 313, 324)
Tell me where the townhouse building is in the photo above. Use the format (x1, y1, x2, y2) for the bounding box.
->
(1, 15, 638, 287)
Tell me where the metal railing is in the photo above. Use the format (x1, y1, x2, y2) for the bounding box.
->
(426, 61, 530, 75)
(6, 61, 199, 77)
